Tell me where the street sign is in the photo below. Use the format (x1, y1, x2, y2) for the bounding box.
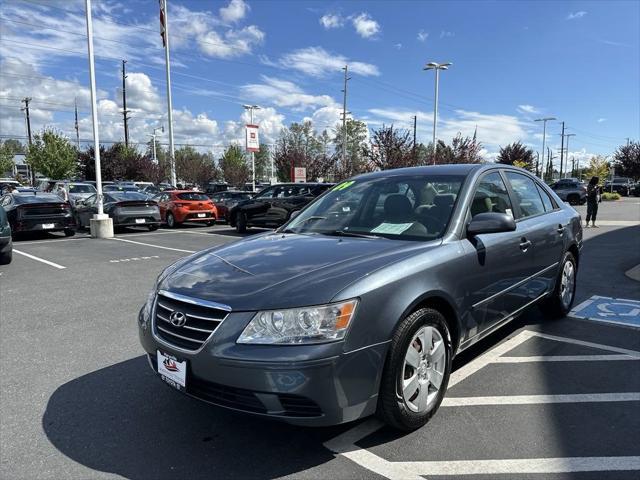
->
(245, 124, 259, 152)
(293, 167, 306, 183)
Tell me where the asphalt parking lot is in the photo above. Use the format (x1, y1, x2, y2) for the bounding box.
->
(1, 198, 639, 479)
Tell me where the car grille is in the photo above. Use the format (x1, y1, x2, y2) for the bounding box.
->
(153, 291, 228, 351)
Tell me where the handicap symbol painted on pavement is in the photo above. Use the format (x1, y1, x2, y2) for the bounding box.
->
(570, 295, 640, 329)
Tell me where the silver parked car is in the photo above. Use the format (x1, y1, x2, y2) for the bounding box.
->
(138, 164, 582, 430)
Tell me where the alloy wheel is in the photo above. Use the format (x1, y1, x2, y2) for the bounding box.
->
(559, 260, 575, 309)
(401, 326, 446, 413)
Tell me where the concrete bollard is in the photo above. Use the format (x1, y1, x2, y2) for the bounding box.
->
(90, 214, 114, 238)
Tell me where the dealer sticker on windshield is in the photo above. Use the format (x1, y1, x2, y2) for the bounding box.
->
(157, 350, 187, 390)
(371, 222, 413, 235)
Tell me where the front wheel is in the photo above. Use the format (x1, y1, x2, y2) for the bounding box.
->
(377, 308, 452, 431)
(235, 212, 247, 233)
(540, 251, 577, 319)
(0, 246, 12, 265)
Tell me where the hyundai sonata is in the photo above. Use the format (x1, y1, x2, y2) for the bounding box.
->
(138, 164, 582, 430)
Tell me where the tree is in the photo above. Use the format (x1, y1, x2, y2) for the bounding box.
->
(363, 125, 417, 171)
(220, 145, 250, 186)
(496, 141, 535, 170)
(145, 139, 171, 183)
(332, 119, 368, 178)
(613, 140, 640, 180)
(253, 144, 271, 181)
(584, 155, 610, 183)
(434, 133, 483, 164)
(175, 145, 219, 188)
(26, 129, 77, 179)
(274, 121, 335, 182)
(0, 140, 17, 176)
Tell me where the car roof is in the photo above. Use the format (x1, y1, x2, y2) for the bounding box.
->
(168, 190, 207, 194)
(351, 164, 483, 180)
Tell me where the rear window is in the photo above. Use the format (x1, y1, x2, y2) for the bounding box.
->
(109, 192, 148, 201)
(14, 194, 62, 204)
(177, 193, 209, 201)
(69, 184, 96, 193)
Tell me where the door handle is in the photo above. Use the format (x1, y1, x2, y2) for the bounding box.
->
(519, 238, 532, 251)
(557, 224, 565, 235)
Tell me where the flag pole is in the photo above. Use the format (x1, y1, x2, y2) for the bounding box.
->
(160, 0, 177, 186)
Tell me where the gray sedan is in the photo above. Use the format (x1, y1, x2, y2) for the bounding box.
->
(138, 164, 582, 430)
(75, 192, 161, 231)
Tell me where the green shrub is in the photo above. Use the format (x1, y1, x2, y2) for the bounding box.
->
(601, 192, 621, 201)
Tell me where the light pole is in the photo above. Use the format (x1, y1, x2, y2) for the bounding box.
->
(424, 61, 452, 165)
(564, 133, 576, 179)
(243, 104, 260, 191)
(149, 126, 164, 164)
(534, 117, 556, 181)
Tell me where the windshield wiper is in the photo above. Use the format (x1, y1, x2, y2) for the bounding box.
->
(323, 230, 384, 239)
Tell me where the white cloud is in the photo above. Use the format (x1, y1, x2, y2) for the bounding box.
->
(197, 25, 265, 58)
(417, 30, 429, 42)
(241, 76, 337, 111)
(394, 43, 403, 50)
(274, 46, 380, 77)
(219, 0, 249, 23)
(566, 11, 587, 20)
(440, 30, 455, 39)
(319, 13, 344, 29)
(597, 118, 607, 123)
(517, 104, 540, 115)
(352, 13, 380, 39)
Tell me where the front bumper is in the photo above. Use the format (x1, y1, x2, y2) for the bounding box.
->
(138, 307, 386, 426)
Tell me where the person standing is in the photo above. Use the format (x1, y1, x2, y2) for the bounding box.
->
(585, 176, 600, 228)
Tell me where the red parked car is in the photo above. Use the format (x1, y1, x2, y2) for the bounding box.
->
(152, 190, 217, 228)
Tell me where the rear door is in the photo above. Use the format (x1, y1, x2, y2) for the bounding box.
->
(504, 171, 565, 302)
(461, 171, 530, 335)
(243, 186, 277, 226)
(77, 194, 97, 226)
(263, 185, 312, 227)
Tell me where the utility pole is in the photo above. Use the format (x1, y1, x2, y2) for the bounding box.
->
(413, 115, 417, 161)
(535, 117, 556, 180)
(559, 121, 565, 179)
(21, 97, 34, 184)
(341, 65, 351, 172)
(424, 62, 452, 165)
(160, 0, 177, 186)
(121, 59, 130, 148)
(74, 98, 80, 149)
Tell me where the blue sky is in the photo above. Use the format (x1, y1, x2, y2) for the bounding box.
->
(0, 0, 638, 164)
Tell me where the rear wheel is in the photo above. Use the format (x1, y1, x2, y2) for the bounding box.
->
(64, 228, 75, 237)
(567, 194, 580, 205)
(540, 251, 577, 319)
(0, 244, 12, 265)
(206, 220, 216, 227)
(235, 211, 247, 233)
(166, 212, 179, 228)
(377, 308, 452, 431)
(148, 224, 159, 231)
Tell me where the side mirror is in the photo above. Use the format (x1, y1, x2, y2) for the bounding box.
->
(467, 212, 516, 236)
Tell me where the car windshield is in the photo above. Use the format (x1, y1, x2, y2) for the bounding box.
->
(108, 192, 148, 201)
(285, 174, 465, 240)
(176, 192, 209, 201)
(69, 184, 96, 193)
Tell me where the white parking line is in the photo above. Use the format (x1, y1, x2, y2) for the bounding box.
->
(13, 249, 66, 269)
(496, 354, 638, 362)
(401, 456, 640, 476)
(110, 237, 195, 253)
(323, 329, 640, 479)
(442, 392, 640, 407)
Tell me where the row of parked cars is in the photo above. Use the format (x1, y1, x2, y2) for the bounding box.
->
(549, 176, 639, 205)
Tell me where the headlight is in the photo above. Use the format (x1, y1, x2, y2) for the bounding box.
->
(139, 289, 156, 330)
(237, 299, 358, 345)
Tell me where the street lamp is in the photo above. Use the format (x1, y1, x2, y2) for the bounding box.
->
(243, 104, 260, 191)
(149, 125, 164, 164)
(424, 61, 452, 165)
(534, 117, 556, 181)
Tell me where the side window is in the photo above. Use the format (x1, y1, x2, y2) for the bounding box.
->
(505, 172, 545, 219)
(255, 187, 275, 199)
(536, 184, 555, 212)
(470, 172, 513, 218)
(85, 194, 97, 206)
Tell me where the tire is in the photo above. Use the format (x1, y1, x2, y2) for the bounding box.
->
(0, 245, 12, 265)
(540, 251, 577, 319)
(64, 228, 76, 237)
(166, 212, 178, 228)
(148, 224, 159, 231)
(206, 220, 216, 227)
(567, 194, 579, 205)
(235, 211, 247, 233)
(377, 308, 452, 431)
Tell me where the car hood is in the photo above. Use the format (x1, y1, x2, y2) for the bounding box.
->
(161, 232, 436, 311)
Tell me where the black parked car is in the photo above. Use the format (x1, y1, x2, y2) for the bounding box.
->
(75, 192, 161, 231)
(0, 192, 76, 236)
(603, 177, 634, 196)
(228, 183, 334, 232)
(208, 190, 253, 223)
(0, 205, 12, 264)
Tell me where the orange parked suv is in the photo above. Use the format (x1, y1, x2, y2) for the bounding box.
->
(153, 191, 217, 228)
